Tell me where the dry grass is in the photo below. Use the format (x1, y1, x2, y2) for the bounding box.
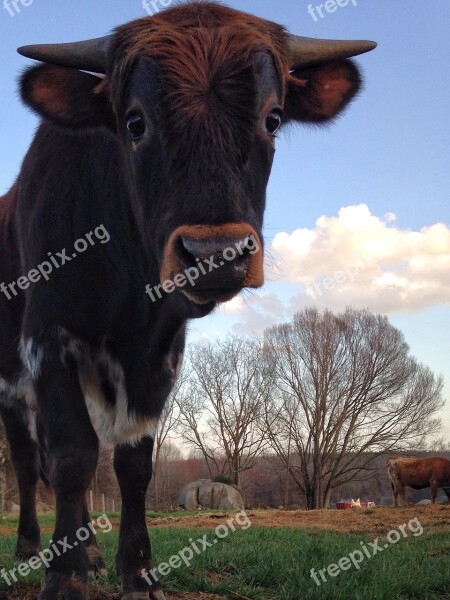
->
(0, 505, 448, 538)
(143, 504, 450, 535)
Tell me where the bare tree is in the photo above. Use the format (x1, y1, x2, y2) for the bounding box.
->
(152, 441, 182, 510)
(174, 382, 225, 479)
(176, 337, 271, 487)
(423, 437, 450, 453)
(91, 445, 117, 511)
(262, 307, 445, 509)
(153, 375, 182, 509)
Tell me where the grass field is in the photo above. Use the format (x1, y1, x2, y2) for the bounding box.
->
(0, 506, 449, 600)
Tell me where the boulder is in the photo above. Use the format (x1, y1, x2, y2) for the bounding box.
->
(435, 495, 449, 504)
(179, 479, 244, 511)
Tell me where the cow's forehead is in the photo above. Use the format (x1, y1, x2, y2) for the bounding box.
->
(113, 2, 288, 43)
(109, 3, 290, 91)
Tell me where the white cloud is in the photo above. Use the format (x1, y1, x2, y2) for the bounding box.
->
(224, 292, 286, 334)
(220, 295, 246, 314)
(221, 205, 449, 335)
(271, 204, 450, 314)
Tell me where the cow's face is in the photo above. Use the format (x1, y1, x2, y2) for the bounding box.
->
(19, 3, 373, 306)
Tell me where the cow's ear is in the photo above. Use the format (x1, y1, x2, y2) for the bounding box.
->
(20, 65, 115, 130)
(283, 59, 361, 124)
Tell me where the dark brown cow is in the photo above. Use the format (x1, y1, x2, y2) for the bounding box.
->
(0, 3, 376, 599)
(387, 456, 450, 506)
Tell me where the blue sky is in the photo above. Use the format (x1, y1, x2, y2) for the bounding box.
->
(1, 1, 449, 436)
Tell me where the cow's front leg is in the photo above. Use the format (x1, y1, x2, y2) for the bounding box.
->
(0, 402, 41, 558)
(430, 479, 439, 504)
(29, 341, 99, 600)
(391, 483, 399, 508)
(114, 437, 166, 600)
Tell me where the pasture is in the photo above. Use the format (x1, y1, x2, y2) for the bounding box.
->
(0, 506, 449, 600)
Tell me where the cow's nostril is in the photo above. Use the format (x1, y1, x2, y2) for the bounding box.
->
(179, 236, 251, 264)
(180, 237, 218, 261)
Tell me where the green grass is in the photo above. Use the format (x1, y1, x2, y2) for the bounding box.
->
(0, 518, 449, 599)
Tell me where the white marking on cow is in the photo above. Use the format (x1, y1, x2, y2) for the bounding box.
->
(80, 356, 158, 447)
(19, 337, 44, 379)
(387, 464, 402, 491)
(0, 376, 38, 442)
(0, 375, 15, 397)
(0, 370, 36, 410)
(12, 331, 159, 446)
(63, 337, 158, 447)
(26, 408, 38, 443)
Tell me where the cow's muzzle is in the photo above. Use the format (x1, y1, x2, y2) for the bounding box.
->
(160, 223, 264, 304)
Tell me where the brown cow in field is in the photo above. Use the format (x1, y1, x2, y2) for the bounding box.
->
(387, 456, 450, 506)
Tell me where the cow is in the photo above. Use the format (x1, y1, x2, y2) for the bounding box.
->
(0, 2, 376, 599)
(387, 456, 450, 506)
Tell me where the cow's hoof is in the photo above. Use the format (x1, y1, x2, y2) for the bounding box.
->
(38, 573, 89, 600)
(39, 589, 89, 600)
(88, 566, 108, 582)
(87, 545, 108, 581)
(16, 548, 40, 560)
(39, 592, 88, 600)
(88, 563, 108, 581)
(151, 590, 167, 600)
(16, 535, 41, 559)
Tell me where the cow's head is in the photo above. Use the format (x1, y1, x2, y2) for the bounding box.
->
(18, 2, 375, 307)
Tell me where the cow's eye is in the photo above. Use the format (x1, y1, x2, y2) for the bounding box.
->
(126, 112, 146, 139)
(266, 111, 282, 136)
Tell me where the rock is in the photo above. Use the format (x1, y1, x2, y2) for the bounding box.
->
(435, 495, 449, 504)
(179, 479, 244, 511)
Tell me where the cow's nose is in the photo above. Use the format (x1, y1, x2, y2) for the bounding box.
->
(159, 223, 264, 305)
(179, 235, 252, 270)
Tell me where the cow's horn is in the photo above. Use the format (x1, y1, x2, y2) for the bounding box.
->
(289, 35, 377, 69)
(17, 35, 113, 73)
